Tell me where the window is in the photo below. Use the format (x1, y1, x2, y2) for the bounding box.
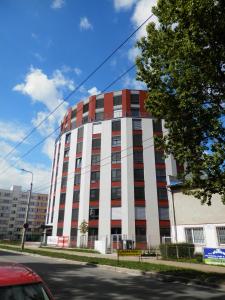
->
(71, 227, 77, 237)
(75, 157, 82, 168)
(61, 177, 67, 188)
(74, 174, 81, 185)
(111, 169, 121, 182)
(153, 119, 162, 132)
(112, 152, 121, 164)
(58, 209, 64, 222)
(134, 169, 144, 181)
(134, 187, 145, 200)
(89, 208, 99, 220)
(82, 115, 88, 124)
(91, 171, 100, 182)
(111, 187, 121, 200)
(113, 95, 122, 106)
(133, 150, 143, 163)
(131, 108, 140, 117)
(96, 98, 104, 109)
(136, 227, 146, 242)
(185, 228, 205, 244)
(135, 207, 146, 220)
(95, 112, 104, 121)
(133, 134, 142, 147)
(72, 208, 79, 220)
(156, 168, 166, 182)
(77, 126, 84, 138)
(111, 227, 121, 235)
(63, 162, 68, 173)
(83, 103, 89, 113)
(217, 227, 225, 245)
(65, 133, 71, 144)
(76, 142, 83, 153)
(89, 228, 98, 236)
(92, 138, 101, 149)
(71, 109, 76, 119)
(132, 119, 142, 130)
(114, 110, 122, 118)
(112, 136, 121, 147)
(155, 151, 164, 164)
(112, 120, 121, 131)
(159, 207, 169, 220)
(60, 193, 66, 205)
(90, 189, 99, 201)
(111, 207, 122, 220)
(130, 93, 139, 104)
(64, 149, 69, 158)
(91, 154, 100, 165)
(73, 190, 80, 202)
(57, 227, 63, 236)
(157, 188, 168, 200)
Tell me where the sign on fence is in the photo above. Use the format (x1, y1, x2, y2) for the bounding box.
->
(204, 248, 225, 266)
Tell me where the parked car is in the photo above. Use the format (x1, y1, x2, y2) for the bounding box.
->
(0, 262, 54, 299)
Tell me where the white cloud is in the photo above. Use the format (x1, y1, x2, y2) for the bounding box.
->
(0, 121, 27, 143)
(74, 67, 82, 75)
(114, 0, 137, 11)
(51, 0, 65, 9)
(80, 17, 93, 31)
(0, 141, 15, 156)
(42, 137, 55, 159)
(128, 47, 141, 62)
(87, 87, 101, 96)
(123, 74, 146, 90)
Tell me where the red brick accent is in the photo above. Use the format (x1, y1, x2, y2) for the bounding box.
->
(111, 182, 121, 187)
(112, 130, 121, 136)
(76, 102, 83, 127)
(158, 200, 169, 207)
(58, 221, 64, 227)
(89, 201, 99, 207)
(111, 146, 121, 152)
(122, 89, 130, 116)
(74, 185, 80, 191)
(91, 165, 100, 172)
(60, 187, 67, 193)
(135, 220, 146, 226)
(111, 220, 121, 227)
(59, 204, 65, 209)
(157, 182, 167, 187)
(62, 171, 68, 177)
(111, 164, 121, 169)
(104, 92, 113, 120)
(159, 220, 170, 227)
(92, 149, 101, 154)
(134, 182, 145, 187)
(88, 95, 96, 121)
(90, 182, 100, 189)
(71, 221, 78, 227)
(111, 200, 121, 206)
(72, 203, 79, 209)
(135, 200, 145, 206)
(133, 163, 144, 169)
(92, 133, 101, 139)
(89, 220, 99, 227)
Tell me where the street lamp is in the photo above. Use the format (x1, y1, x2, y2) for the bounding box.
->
(20, 168, 33, 251)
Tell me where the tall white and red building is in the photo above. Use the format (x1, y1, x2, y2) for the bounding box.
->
(46, 89, 178, 249)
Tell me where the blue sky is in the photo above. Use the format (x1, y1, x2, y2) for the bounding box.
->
(0, 0, 157, 192)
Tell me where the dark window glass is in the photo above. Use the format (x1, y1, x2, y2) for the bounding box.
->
(77, 126, 84, 138)
(74, 174, 81, 185)
(111, 169, 121, 181)
(156, 168, 166, 182)
(89, 227, 98, 236)
(57, 227, 63, 236)
(112, 120, 121, 131)
(155, 151, 164, 164)
(64, 149, 70, 158)
(71, 227, 77, 237)
(132, 119, 142, 130)
(96, 98, 104, 109)
(111, 227, 121, 234)
(90, 189, 99, 201)
(160, 228, 171, 238)
(89, 208, 99, 220)
(76, 142, 83, 153)
(134, 187, 145, 200)
(130, 94, 139, 104)
(61, 177, 67, 188)
(58, 210, 64, 222)
(157, 188, 168, 200)
(136, 227, 146, 242)
(91, 171, 100, 182)
(134, 169, 144, 181)
(112, 136, 121, 147)
(111, 187, 121, 200)
(83, 103, 89, 113)
(73, 190, 80, 202)
(153, 119, 162, 132)
(133, 134, 142, 147)
(71, 109, 77, 119)
(159, 207, 169, 220)
(82, 115, 88, 124)
(71, 120, 76, 129)
(113, 95, 122, 106)
(112, 152, 121, 164)
(131, 108, 140, 117)
(75, 157, 82, 168)
(91, 154, 100, 165)
(95, 112, 104, 121)
(133, 151, 143, 163)
(92, 138, 101, 149)
(72, 208, 79, 220)
(62, 162, 69, 173)
(60, 193, 66, 205)
(65, 133, 71, 144)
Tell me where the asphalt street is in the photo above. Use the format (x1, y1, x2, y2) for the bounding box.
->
(0, 250, 225, 300)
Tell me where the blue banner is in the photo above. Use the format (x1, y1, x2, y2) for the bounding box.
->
(204, 248, 225, 266)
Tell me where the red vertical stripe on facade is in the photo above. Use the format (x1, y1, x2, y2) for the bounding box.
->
(67, 107, 72, 130)
(122, 89, 130, 117)
(104, 92, 113, 120)
(76, 102, 83, 127)
(88, 95, 96, 121)
(139, 90, 148, 117)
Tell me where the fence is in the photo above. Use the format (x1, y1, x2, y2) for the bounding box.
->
(160, 243, 195, 259)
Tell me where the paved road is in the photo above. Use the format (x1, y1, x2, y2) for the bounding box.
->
(0, 250, 225, 300)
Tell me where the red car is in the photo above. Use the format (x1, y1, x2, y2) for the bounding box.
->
(0, 263, 54, 300)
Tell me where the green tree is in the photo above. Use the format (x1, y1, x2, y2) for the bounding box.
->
(79, 220, 89, 235)
(136, 0, 225, 204)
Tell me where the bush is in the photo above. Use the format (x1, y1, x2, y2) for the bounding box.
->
(194, 253, 203, 263)
(160, 243, 195, 259)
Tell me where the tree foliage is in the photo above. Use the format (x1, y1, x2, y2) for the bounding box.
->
(136, 0, 225, 204)
(79, 220, 88, 234)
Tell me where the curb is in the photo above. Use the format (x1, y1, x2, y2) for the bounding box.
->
(1, 247, 225, 292)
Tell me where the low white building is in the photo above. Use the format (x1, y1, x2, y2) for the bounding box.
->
(168, 187, 225, 252)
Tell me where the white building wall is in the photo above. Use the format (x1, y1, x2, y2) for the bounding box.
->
(77, 123, 92, 246)
(63, 130, 77, 237)
(121, 118, 135, 240)
(52, 135, 65, 236)
(142, 118, 161, 247)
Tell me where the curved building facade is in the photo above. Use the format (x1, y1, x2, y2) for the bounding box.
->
(46, 89, 177, 249)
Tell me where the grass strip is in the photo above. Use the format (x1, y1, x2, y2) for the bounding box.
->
(0, 244, 225, 285)
(42, 246, 100, 254)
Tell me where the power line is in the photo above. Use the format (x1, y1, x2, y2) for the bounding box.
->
(1, 13, 153, 165)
